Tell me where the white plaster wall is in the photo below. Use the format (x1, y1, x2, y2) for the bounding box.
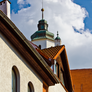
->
(0, 1, 6, 14)
(47, 40, 55, 48)
(32, 39, 55, 49)
(0, 33, 43, 92)
(0, 1, 10, 18)
(49, 83, 66, 92)
(55, 40, 61, 46)
(6, 0, 10, 19)
(32, 40, 46, 49)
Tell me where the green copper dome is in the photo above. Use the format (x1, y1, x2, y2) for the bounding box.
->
(55, 36, 61, 40)
(31, 8, 54, 41)
(55, 31, 61, 40)
(39, 19, 47, 24)
(31, 30, 54, 41)
(38, 19, 48, 31)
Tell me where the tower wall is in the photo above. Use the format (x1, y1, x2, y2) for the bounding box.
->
(32, 39, 55, 49)
(0, 0, 10, 18)
(55, 40, 61, 46)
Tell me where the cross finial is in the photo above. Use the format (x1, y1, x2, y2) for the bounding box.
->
(57, 31, 59, 37)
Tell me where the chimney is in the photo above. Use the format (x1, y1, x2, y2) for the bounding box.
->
(0, 0, 11, 19)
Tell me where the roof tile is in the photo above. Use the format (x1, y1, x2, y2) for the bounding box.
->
(41, 45, 65, 59)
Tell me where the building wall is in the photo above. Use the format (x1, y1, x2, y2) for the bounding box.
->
(6, 0, 10, 18)
(47, 40, 55, 48)
(55, 40, 61, 46)
(0, 33, 43, 92)
(71, 69, 92, 92)
(49, 83, 66, 92)
(32, 39, 55, 49)
(0, 0, 10, 18)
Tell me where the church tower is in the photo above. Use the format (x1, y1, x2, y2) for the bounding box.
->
(31, 6, 55, 49)
(55, 31, 61, 46)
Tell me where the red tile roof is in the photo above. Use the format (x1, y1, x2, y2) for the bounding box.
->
(28, 42, 73, 91)
(29, 41, 51, 60)
(71, 69, 92, 92)
(29, 42, 65, 61)
(41, 45, 65, 59)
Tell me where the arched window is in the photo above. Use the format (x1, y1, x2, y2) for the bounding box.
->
(12, 68, 17, 92)
(12, 66, 20, 92)
(28, 82, 34, 92)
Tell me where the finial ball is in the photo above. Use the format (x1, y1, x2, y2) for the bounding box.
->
(41, 8, 44, 11)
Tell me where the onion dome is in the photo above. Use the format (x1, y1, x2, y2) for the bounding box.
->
(55, 31, 61, 40)
(31, 8, 54, 41)
(38, 19, 48, 31)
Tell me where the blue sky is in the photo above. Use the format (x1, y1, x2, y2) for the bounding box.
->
(74, 0, 92, 31)
(1, 0, 92, 69)
(9, 0, 92, 31)
(9, 0, 31, 13)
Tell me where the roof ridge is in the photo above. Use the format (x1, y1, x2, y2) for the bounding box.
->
(42, 45, 65, 50)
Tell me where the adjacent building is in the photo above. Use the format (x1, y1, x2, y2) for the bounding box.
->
(71, 69, 92, 92)
(0, 0, 11, 18)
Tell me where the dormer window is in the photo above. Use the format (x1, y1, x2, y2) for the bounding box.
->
(51, 65, 54, 71)
(54, 61, 57, 75)
(53, 60, 59, 76)
(51, 60, 65, 85)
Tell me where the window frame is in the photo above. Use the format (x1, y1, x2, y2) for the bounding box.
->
(12, 66, 20, 92)
(12, 68, 17, 92)
(28, 82, 34, 92)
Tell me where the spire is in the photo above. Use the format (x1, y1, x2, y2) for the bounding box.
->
(41, 0, 44, 19)
(55, 31, 61, 40)
(37, 0, 48, 31)
(57, 31, 59, 38)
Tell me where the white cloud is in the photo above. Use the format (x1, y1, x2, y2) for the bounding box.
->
(45, 0, 59, 3)
(17, 0, 24, 4)
(11, 0, 92, 69)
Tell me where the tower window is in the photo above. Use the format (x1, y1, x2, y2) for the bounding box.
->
(39, 45, 41, 49)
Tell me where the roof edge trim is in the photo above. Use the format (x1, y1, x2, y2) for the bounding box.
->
(53, 45, 65, 59)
